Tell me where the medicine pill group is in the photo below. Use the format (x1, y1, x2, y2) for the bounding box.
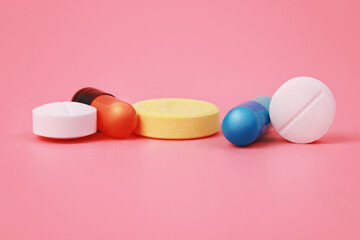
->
(32, 76, 336, 146)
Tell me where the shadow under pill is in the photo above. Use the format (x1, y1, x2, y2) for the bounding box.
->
(35, 132, 143, 144)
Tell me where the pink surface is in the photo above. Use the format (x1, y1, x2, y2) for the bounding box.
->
(1, 0, 360, 239)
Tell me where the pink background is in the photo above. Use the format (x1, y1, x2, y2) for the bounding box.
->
(1, 0, 360, 239)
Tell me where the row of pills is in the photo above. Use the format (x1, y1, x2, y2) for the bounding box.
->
(32, 76, 335, 145)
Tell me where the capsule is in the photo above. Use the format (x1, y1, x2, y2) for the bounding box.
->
(222, 96, 271, 146)
(72, 87, 138, 138)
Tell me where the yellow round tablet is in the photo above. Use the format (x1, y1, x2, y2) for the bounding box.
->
(133, 98, 220, 139)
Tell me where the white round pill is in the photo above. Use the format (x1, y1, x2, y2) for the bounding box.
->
(33, 102, 97, 139)
(269, 77, 336, 143)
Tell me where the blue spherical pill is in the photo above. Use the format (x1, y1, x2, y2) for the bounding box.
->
(222, 96, 271, 146)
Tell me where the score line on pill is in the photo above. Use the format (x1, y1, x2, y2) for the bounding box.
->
(133, 98, 220, 139)
(269, 76, 336, 143)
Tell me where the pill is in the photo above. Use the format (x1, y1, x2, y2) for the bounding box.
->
(222, 96, 271, 146)
(133, 98, 219, 139)
(72, 87, 138, 138)
(32, 101, 97, 139)
(269, 76, 336, 143)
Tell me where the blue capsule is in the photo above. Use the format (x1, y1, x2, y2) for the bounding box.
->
(222, 96, 271, 146)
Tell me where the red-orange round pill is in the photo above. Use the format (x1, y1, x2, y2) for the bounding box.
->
(72, 87, 138, 138)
